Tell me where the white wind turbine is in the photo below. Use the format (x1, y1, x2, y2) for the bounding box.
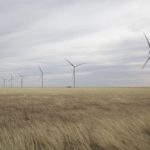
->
(1, 77, 8, 88)
(38, 66, 44, 88)
(10, 73, 15, 88)
(143, 33, 150, 68)
(18, 73, 24, 88)
(66, 59, 85, 88)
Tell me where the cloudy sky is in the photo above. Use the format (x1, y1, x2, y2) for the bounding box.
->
(0, 0, 150, 87)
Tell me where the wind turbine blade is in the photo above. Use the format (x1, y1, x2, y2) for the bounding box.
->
(142, 56, 150, 68)
(144, 33, 150, 49)
(38, 66, 43, 73)
(38, 66, 42, 72)
(76, 63, 86, 67)
(66, 59, 74, 66)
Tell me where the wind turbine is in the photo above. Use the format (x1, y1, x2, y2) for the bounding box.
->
(1, 77, 7, 88)
(38, 66, 44, 88)
(18, 73, 24, 88)
(10, 74, 14, 88)
(142, 33, 150, 68)
(66, 59, 85, 88)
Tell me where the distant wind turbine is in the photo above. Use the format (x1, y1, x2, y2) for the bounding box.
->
(66, 59, 85, 88)
(38, 66, 44, 88)
(1, 77, 7, 88)
(18, 73, 24, 88)
(10, 74, 14, 88)
(143, 33, 150, 68)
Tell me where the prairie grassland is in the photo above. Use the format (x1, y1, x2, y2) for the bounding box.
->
(0, 88, 150, 150)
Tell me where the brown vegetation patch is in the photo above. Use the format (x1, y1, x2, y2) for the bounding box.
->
(0, 88, 149, 150)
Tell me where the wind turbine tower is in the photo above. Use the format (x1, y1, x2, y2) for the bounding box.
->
(66, 59, 85, 88)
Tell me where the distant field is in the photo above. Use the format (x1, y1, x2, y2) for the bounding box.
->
(0, 88, 149, 150)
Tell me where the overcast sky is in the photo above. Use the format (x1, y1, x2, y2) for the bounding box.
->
(0, 0, 150, 87)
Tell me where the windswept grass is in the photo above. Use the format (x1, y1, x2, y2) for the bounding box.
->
(0, 88, 150, 150)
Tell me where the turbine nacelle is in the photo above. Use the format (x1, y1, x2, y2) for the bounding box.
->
(66, 59, 85, 68)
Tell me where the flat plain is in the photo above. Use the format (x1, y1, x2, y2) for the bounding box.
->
(0, 88, 149, 150)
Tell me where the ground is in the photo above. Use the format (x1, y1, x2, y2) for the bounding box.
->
(0, 88, 149, 150)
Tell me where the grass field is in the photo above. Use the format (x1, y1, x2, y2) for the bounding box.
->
(0, 88, 149, 150)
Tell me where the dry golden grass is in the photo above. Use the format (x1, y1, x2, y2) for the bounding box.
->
(0, 88, 150, 150)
